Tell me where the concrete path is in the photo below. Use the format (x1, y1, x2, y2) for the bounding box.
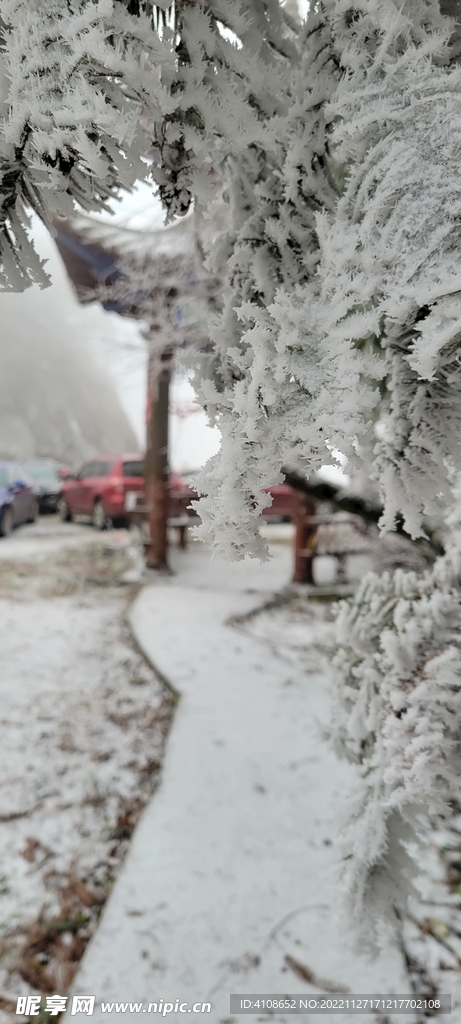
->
(65, 541, 408, 1023)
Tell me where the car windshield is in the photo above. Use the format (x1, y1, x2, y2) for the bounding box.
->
(22, 461, 58, 482)
(122, 461, 144, 478)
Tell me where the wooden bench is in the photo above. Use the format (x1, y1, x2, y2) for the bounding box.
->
(126, 492, 198, 553)
(293, 494, 373, 584)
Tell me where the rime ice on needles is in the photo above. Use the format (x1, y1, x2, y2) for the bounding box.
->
(321, 0, 461, 944)
(319, 0, 461, 537)
(331, 501, 461, 948)
(198, 0, 461, 555)
(0, 0, 171, 290)
(192, 4, 345, 558)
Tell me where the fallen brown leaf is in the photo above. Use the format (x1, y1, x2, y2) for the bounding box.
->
(284, 954, 349, 993)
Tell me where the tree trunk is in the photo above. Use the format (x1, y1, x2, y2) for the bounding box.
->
(293, 492, 318, 584)
(144, 344, 172, 571)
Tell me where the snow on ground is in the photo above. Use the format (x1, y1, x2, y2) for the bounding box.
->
(3, 523, 457, 1023)
(65, 538, 422, 1024)
(0, 521, 173, 1018)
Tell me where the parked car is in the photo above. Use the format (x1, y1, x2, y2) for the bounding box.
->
(58, 455, 146, 529)
(0, 461, 38, 537)
(21, 458, 66, 513)
(58, 457, 295, 530)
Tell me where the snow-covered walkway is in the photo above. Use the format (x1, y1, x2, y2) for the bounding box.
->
(67, 540, 408, 1023)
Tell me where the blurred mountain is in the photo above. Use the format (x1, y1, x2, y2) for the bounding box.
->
(0, 220, 137, 466)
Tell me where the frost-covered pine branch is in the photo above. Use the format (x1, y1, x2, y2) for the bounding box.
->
(191, 0, 461, 556)
(316, 0, 461, 537)
(331, 493, 461, 948)
(0, 0, 172, 290)
(150, 0, 297, 219)
(319, 0, 461, 945)
(179, 0, 461, 945)
(190, 4, 345, 558)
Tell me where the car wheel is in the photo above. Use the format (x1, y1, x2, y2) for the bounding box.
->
(0, 505, 13, 538)
(27, 498, 39, 523)
(92, 499, 109, 531)
(57, 497, 73, 522)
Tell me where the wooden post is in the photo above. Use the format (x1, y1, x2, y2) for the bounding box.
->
(293, 491, 318, 584)
(144, 342, 172, 571)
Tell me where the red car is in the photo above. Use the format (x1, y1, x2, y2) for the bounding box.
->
(58, 458, 294, 530)
(58, 457, 198, 530)
(58, 455, 146, 529)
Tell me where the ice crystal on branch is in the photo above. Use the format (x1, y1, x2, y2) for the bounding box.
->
(317, 0, 461, 536)
(331, 507, 461, 946)
(0, 0, 171, 290)
(191, 4, 345, 557)
(322, 0, 461, 944)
